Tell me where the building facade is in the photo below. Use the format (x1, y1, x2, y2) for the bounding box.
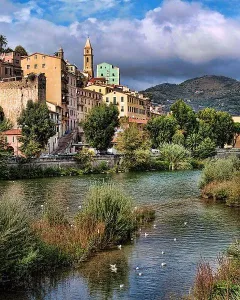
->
(0, 51, 22, 80)
(97, 62, 120, 85)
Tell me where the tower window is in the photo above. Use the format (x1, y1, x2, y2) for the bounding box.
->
(87, 50, 89, 53)
(86, 57, 89, 63)
(101, 73, 103, 76)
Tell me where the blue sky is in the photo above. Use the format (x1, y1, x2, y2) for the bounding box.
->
(1, 0, 240, 89)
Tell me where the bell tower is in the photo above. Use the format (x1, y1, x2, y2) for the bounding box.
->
(83, 37, 94, 78)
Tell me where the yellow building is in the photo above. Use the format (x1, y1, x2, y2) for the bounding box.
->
(102, 90, 150, 125)
(85, 84, 114, 95)
(21, 49, 68, 107)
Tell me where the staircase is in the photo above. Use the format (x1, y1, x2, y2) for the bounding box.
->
(52, 130, 77, 154)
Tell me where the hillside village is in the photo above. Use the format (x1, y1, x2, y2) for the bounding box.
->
(0, 38, 162, 156)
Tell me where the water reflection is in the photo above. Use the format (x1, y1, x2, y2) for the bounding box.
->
(0, 171, 239, 299)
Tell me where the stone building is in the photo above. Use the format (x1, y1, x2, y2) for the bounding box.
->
(0, 73, 46, 127)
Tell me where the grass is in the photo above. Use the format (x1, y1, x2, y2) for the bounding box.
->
(190, 240, 240, 300)
(200, 156, 240, 207)
(0, 183, 155, 289)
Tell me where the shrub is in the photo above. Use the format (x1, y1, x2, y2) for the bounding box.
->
(159, 143, 191, 170)
(199, 157, 238, 188)
(75, 183, 136, 246)
(74, 148, 93, 171)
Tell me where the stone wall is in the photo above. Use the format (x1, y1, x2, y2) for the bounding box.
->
(0, 74, 46, 128)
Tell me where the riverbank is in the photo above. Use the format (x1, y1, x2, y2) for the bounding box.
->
(0, 183, 155, 290)
(200, 156, 240, 207)
(190, 240, 240, 299)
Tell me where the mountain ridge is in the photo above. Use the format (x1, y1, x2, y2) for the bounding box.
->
(143, 75, 240, 115)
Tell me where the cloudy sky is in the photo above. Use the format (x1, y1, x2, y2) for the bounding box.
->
(1, 0, 240, 90)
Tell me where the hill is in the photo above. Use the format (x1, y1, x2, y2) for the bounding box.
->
(143, 75, 240, 115)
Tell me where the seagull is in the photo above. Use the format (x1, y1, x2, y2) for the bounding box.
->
(153, 224, 157, 229)
(110, 264, 117, 272)
(138, 273, 142, 276)
(136, 267, 139, 270)
(40, 204, 44, 208)
(66, 206, 69, 210)
(161, 251, 165, 255)
(174, 238, 177, 242)
(144, 233, 149, 237)
(78, 205, 82, 209)
(161, 263, 167, 267)
(120, 284, 124, 289)
(117, 245, 122, 250)
(184, 222, 188, 226)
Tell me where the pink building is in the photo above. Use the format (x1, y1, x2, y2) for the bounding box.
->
(0, 52, 22, 79)
(3, 129, 22, 156)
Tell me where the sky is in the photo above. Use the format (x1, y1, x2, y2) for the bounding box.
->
(1, 0, 240, 90)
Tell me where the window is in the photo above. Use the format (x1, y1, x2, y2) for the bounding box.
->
(112, 73, 115, 76)
(101, 73, 103, 76)
(27, 65, 30, 69)
(86, 50, 89, 53)
(112, 79, 114, 82)
(121, 106, 124, 112)
(13, 136, 15, 143)
(34, 64, 37, 69)
(16, 60, 19, 64)
(121, 96, 124, 102)
(100, 66, 102, 69)
(106, 97, 109, 102)
(86, 57, 89, 63)
(34, 55, 37, 59)
(99, 89, 101, 93)
(42, 64, 45, 68)
(113, 97, 117, 104)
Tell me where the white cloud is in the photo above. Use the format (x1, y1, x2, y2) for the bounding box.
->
(0, 15, 12, 23)
(2, 0, 240, 89)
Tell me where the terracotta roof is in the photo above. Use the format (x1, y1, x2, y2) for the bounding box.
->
(89, 77, 106, 82)
(3, 129, 22, 135)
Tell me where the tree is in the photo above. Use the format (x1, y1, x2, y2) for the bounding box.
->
(198, 108, 234, 148)
(15, 45, 28, 56)
(170, 100, 197, 135)
(145, 115, 178, 148)
(0, 106, 4, 122)
(159, 143, 191, 171)
(116, 123, 151, 170)
(0, 35, 7, 53)
(17, 100, 55, 157)
(172, 130, 185, 145)
(82, 103, 119, 152)
(0, 106, 12, 132)
(194, 138, 216, 159)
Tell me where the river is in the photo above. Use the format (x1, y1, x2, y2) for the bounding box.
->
(0, 170, 240, 300)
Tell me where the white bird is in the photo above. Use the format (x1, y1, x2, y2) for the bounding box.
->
(40, 204, 44, 208)
(138, 272, 142, 276)
(117, 245, 122, 250)
(184, 222, 188, 226)
(174, 238, 177, 242)
(136, 267, 139, 270)
(161, 263, 167, 267)
(78, 205, 82, 209)
(144, 233, 149, 237)
(120, 284, 124, 289)
(161, 251, 165, 255)
(110, 264, 117, 272)
(110, 264, 116, 268)
(66, 206, 69, 210)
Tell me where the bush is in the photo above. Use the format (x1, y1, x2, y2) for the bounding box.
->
(199, 157, 238, 188)
(159, 143, 191, 170)
(74, 148, 93, 171)
(75, 183, 136, 246)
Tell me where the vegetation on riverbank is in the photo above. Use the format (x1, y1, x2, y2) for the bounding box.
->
(190, 240, 240, 300)
(0, 183, 155, 290)
(200, 156, 240, 206)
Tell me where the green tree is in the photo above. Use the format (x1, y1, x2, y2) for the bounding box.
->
(170, 100, 197, 135)
(17, 100, 55, 157)
(145, 115, 178, 148)
(0, 106, 4, 122)
(159, 143, 191, 171)
(116, 123, 151, 170)
(0, 106, 12, 132)
(172, 130, 185, 145)
(15, 45, 28, 56)
(83, 103, 119, 152)
(193, 137, 216, 159)
(0, 35, 7, 53)
(233, 122, 240, 147)
(197, 108, 234, 148)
